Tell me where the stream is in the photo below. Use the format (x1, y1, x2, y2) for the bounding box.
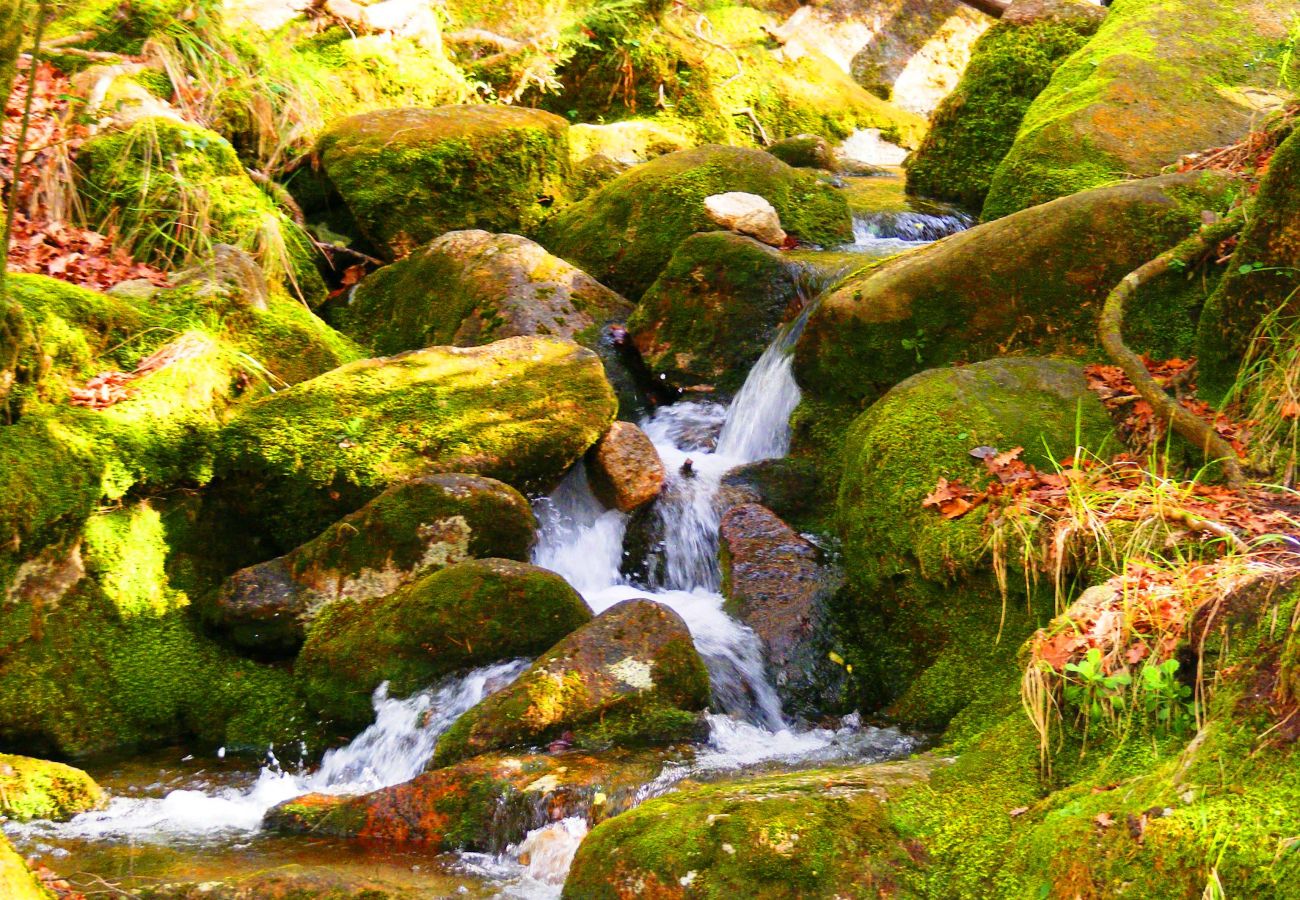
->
(5, 160, 968, 898)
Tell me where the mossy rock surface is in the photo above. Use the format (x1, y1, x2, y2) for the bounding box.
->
(214, 336, 617, 550)
(904, 0, 1104, 211)
(1197, 126, 1300, 401)
(340, 230, 633, 356)
(266, 747, 669, 850)
(795, 172, 1233, 414)
(981, 0, 1295, 219)
(433, 599, 710, 765)
(834, 358, 1114, 725)
(541, 145, 852, 300)
(0, 754, 104, 822)
(297, 558, 592, 729)
(569, 121, 691, 166)
(766, 134, 837, 171)
(628, 232, 802, 395)
(0, 832, 48, 900)
(208, 473, 536, 653)
(316, 106, 571, 260)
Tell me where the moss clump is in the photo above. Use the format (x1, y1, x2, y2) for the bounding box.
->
(0, 833, 48, 900)
(834, 359, 1114, 724)
(543, 145, 852, 300)
(981, 0, 1294, 219)
(628, 232, 801, 394)
(0, 754, 104, 822)
(905, 5, 1103, 211)
(794, 172, 1233, 413)
(214, 336, 616, 550)
(315, 106, 571, 260)
(51, 0, 216, 55)
(76, 118, 324, 303)
(297, 559, 592, 729)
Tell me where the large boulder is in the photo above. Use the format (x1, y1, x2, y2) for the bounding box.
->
(214, 336, 617, 550)
(208, 474, 535, 653)
(0, 754, 104, 822)
(265, 748, 668, 848)
(834, 358, 1113, 725)
(315, 106, 571, 259)
(541, 146, 852, 299)
(433, 600, 710, 765)
(339, 230, 633, 355)
(296, 559, 592, 728)
(586, 422, 665, 513)
(629, 232, 803, 394)
(981, 0, 1294, 219)
(569, 120, 690, 166)
(904, 0, 1105, 212)
(794, 172, 1232, 413)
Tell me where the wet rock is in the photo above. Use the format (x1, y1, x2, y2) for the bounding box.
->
(315, 106, 571, 260)
(0, 753, 104, 821)
(766, 134, 838, 171)
(297, 558, 592, 729)
(629, 232, 802, 395)
(214, 336, 616, 550)
(433, 600, 710, 765)
(703, 192, 787, 247)
(571, 152, 630, 201)
(795, 172, 1234, 412)
(541, 145, 851, 299)
(208, 474, 535, 653)
(719, 504, 846, 717)
(982, 0, 1292, 219)
(137, 866, 416, 899)
(718, 458, 828, 533)
(586, 422, 665, 513)
(265, 748, 673, 849)
(340, 230, 633, 356)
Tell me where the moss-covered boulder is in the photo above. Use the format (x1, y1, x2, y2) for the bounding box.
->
(835, 358, 1113, 725)
(1197, 126, 1300, 401)
(0, 833, 47, 900)
(76, 118, 325, 303)
(562, 759, 941, 899)
(265, 748, 670, 849)
(433, 600, 710, 765)
(570, 121, 691, 166)
(0, 754, 103, 822)
(315, 106, 571, 260)
(339, 230, 633, 355)
(794, 172, 1232, 414)
(542, 146, 852, 299)
(208, 474, 535, 653)
(628, 232, 803, 394)
(297, 559, 592, 729)
(981, 0, 1294, 220)
(766, 134, 838, 171)
(904, 0, 1105, 211)
(214, 336, 617, 550)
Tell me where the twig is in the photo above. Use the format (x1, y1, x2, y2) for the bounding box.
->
(732, 106, 769, 146)
(312, 238, 382, 268)
(246, 168, 305, 225)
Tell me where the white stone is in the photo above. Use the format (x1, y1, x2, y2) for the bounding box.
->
(704, 192, 787, 247)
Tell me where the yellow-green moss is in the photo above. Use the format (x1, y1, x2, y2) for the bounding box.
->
(0, 832, 48, 900)
(0, 754, 104, 822)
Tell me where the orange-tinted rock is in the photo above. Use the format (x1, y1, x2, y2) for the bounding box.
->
(587, 422, 665, 512)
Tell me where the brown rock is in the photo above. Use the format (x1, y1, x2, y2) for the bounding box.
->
(586, 422, 666, 512)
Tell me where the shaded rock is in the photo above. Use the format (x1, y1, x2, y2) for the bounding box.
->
(0, 753, 104, 822)
(569, 120, 690, 166)
(297, 559, 591, 728)
(215, 336, 617, 550)
(835, 358, 1114, 727)
(315, 106, 571, 260)
(703, 192, 787, 247)
(905, 0, 1105, 211)
(542, 145, 852, 300)
(982, 0, 1293, 219)
(766, 133, 838, 171)
(629, 232, 803, 395)
(265, 748, 672, 849)
(208, 474, 535, 653)
(562, 758, 943, 899)
(719, 504, 846, 717)
(571, 152, 630, 202)
(717, 458, 829, 534)
(0, 833, 46, 900)
(794, 172, 1233, 412)
(433, 600, 710, 765)
(587, 422, 665, 513)
(340, 230, 633, 355)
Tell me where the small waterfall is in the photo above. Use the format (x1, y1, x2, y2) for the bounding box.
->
(853, 209, 974, 244)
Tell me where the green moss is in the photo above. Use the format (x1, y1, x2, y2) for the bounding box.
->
(297, 559, 592, 729)
(905, 11, 1102, 211)
(0, 832, 48, 900)
(543, 145, 851, 299)
(52, 0, 218, 55)
(0, 753, 104, 822)
(316, 106, 572, 260)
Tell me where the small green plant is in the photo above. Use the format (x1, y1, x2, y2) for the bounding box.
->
(1139, 657, 1194, 735)
(901, 328, 928, 363)
(1063, 648, 1131, 726)
(336, 416, 365, 444)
